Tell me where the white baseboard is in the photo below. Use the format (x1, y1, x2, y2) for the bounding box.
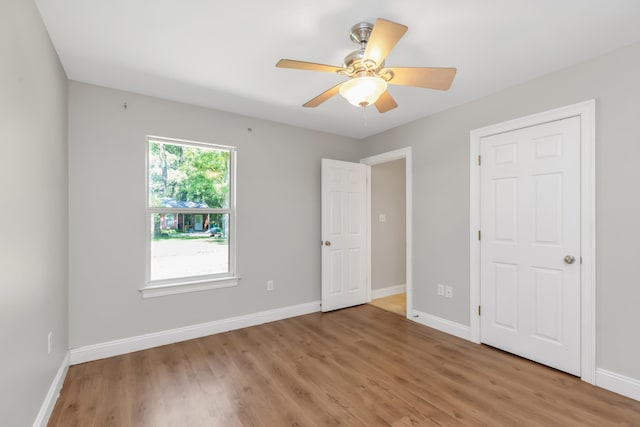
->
(596, 368, 640, 401)
(371, 284, 406, 300)
(410, 309, 471, 341)
(70, 301, 321, 365)
(407, 312, 638, 402)
(33, 352, 69, 427)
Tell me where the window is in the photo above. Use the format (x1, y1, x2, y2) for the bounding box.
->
(143, 136, 237, 297)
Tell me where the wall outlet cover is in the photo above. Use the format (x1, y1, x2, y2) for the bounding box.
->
(445, 285, 453, 298)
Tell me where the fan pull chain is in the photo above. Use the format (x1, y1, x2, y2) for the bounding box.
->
(362, 105, 368, 128)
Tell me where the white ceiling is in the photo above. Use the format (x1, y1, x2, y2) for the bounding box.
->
(35, 0, 640, 139)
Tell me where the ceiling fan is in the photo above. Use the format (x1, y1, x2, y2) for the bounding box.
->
(276, 18, 457, 113)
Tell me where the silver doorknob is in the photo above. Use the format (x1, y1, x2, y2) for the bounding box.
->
(564, 255, 575, 264)
(324, 241, 331, 246)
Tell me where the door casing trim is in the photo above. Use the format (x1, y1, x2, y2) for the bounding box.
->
(469, 100, 596, 384)
(361, 147, 413, 319)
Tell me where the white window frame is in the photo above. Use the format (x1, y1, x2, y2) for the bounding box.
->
(141, 135, 238, 298)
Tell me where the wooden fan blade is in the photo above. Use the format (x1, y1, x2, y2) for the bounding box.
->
(363, 19, 408, 66)
(303, 82, 343, 108)
(386, 67, 457, 90)
(374, 91, 398, 113)
(276, 59, 344, 74)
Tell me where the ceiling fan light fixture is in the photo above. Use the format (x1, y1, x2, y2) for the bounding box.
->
(339, 76, 387, 108)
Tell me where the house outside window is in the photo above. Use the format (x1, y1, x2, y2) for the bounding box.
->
(142, 136, 237, 297)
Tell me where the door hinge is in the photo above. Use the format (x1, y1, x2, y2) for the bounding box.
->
(580, 256, 583, 264)
(478, 155, 481, 166)
(478, 305, 481, 316)
(478, 230, 481, 241)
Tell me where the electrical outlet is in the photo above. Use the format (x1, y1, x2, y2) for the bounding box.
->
(266, 280, 274, 291)
(445, 285, 453, 298)
(437, 284, 445, 296)
(379, 214, 386, 223)
(47, 331, 52, 354)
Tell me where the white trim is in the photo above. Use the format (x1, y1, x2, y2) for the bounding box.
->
(33, 352, 69, 427)
(147, 134, 236, 151)
(371, 284, 407, 300)
(361, 147, 413, 320)
(140, 276, 239, 298)
(365, 165, 372, 303)
(410, 309, 471, 341)
(469, 99, 596, 383)
(596, 369, 640, 401)
(69, 301, 321, 365)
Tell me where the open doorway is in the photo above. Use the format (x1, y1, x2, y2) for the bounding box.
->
(361, 147, 412, 318)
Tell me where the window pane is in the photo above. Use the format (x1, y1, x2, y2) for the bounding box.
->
(150, 213, 229, 281)
(148, 141, 230, 209)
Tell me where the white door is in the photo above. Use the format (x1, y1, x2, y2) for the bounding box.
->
(321, 159, 368, 312)
(480, 116, 581, 375)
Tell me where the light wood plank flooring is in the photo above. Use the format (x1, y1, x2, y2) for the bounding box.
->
(50, 305, 640, 426)
(369, 292, 406, 316)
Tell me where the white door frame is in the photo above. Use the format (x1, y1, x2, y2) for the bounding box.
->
(469, 100, 596, 384)
(361, 147, 413, 319)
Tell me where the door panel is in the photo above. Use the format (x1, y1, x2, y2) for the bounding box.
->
(532, 267, 563, 343)
(321, 159, 368, 312)
(480, 116, 581, 376)
(329, 191, 342, 234)
(329, 251, 343, 294)
(533, 173, 562, 245)
(493, 178, 517, 242)
(493, 262, 518, 331)
(348, 248, 362, 291)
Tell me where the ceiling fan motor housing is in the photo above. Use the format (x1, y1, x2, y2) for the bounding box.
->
(343, 21, 384, 74)
(349, 21, 373, 46)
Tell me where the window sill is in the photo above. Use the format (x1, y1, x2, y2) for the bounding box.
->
(140, 276, 240, 298)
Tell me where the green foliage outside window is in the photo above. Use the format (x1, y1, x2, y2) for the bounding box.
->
(148, 141, 230, 209)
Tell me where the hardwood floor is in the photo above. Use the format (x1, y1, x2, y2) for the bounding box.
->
(50, 305, 640, 426)
(369, 292, 406, 316)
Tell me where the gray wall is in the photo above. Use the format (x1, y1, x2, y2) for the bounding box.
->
(0, 0, 69, 425)
(68, 82, 360, 348)
(359, 43, 640, 380)
(371, 159, 406, 291)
